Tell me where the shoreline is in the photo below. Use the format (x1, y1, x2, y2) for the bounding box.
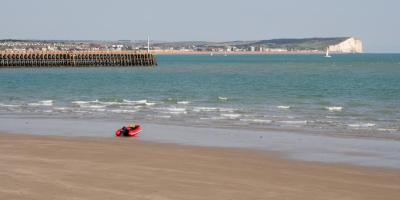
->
(1, 117, 400, 170)
(152, 50, 327, 55)
(1, 132, 399, 199)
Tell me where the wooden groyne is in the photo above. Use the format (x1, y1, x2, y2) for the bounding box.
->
(0, 51, 157, 67)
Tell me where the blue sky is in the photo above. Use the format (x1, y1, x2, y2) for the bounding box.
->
(1, 0, 399, 52)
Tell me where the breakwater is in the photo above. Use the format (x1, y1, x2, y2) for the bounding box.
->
(0, 51, 156, 67)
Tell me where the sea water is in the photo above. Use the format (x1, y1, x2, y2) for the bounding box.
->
(0, 54, 399, 140)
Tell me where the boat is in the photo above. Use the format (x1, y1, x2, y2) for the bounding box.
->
(325, 48, 331, 58)
(115, 125, 142, 137)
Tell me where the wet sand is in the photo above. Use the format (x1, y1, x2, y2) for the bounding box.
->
(1, 133, 399, 200)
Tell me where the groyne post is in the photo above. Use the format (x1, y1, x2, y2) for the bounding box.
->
(0, 51, 157, 67)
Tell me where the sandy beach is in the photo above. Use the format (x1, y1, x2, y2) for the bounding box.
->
(1, 133, 399, 200)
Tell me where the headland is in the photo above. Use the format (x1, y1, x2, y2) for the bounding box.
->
(0, 37, 363, 56)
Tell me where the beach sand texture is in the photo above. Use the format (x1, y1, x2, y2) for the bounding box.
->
(1, 133, 399, 200)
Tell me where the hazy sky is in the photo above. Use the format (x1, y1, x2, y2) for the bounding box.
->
(1, 0, 399, 52)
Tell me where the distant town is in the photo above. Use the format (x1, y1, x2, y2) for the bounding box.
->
(0, 37, 363, 54)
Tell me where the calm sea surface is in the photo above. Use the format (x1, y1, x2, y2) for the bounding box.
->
(1, 54, 399, 139)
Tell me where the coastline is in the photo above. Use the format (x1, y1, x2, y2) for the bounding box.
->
(1, 132, 399, 200)
(151, 50, 326, 55)
(1, 116, 400, 169)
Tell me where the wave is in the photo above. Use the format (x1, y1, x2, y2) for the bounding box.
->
(193, 107, 219, 112)
(71, 101, 90, 105)
(326, 106, 343, 112)
(123, 99, 156, 106)
(219, 108, 237, 112)
(177, 101, 190, 105)
(220, 113, 242, 119)
(277, 106, 291, 109)
(123, 99, 147, 104)
(71, 99, 155, 107)
(91, 108, 106, 112)
(218, 96, 229, 101)
(377, 128, 398, 132)
(193, 106, 238, 113)
(162, 107, 187, 114)
(108, 109, 137, 113)
(325, 116, 340, 119)
(72, 110, 90, 113)
(154, 115, 172, 119)
(145, 102, 156, 106)
(278, 120, 307, 125)
(0, 103, 20, 107)
(79, 105, 106, 109)
(348, 123, 376, 128)
(97, 101, 122, 106)
(54, 107, 68, 110)
(28, 100, 54, 106)
(200, 116, 226, 120)
(166, 107, 186, 112)
(240, 119, 272, 124)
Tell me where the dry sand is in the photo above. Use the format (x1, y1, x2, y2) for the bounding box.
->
(0, 133, 399, 200)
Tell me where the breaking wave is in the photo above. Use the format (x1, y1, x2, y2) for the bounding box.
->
(326, 106, 343, 112)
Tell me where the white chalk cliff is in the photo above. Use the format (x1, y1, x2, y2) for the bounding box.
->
(328, 37, 363, 53)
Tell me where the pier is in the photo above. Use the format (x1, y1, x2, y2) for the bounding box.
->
(0, 51, 157, 67)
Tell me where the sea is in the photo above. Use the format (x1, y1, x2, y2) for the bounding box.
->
(0, 54, 399, 140)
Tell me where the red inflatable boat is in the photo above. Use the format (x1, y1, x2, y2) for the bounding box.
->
(115, 125, 141, 137)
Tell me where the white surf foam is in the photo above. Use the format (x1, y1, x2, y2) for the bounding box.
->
(277, 106, 291, 109)
(145, 102, 156, 106)
(80, 105, 106, 109)
(326, 106, 343, 112)
(325, 116, 340, 119)
(348, 123, 376, 128)
(155, 115, 172, 119)
(219, 108, 237, 112)
(98, 101, 122, 106)
(54, 107, 68, 110)
(123, 99, 148, 104)
(123, 99, 156, 106)
(177, 101, 190, 105)
(166, 107, 186, 112)
(28, 103, 42, 106)
(91, 108, 106, 112)
(278, 120, 308, 125)
(200, 116, 226, 120)
(71, 101, 90, 105)
(163, 107, 187, 114)
(193, 107, 219, 112)
(218, 96, 229, 101)
(240, 119, 272, 124)
(377, 128, 398, 132)
(72, 110, 90, 113)
(28, 100, 54, 106)
(221, 113, 242, 119)
(108, 109, 137, 113)
(0, 103, 20, 107)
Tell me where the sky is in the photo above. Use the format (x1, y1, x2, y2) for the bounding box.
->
(0, 0, 399, 52)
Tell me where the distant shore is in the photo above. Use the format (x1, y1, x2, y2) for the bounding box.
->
(151, 50, 326, 55)
(1, 133, 399, 200)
